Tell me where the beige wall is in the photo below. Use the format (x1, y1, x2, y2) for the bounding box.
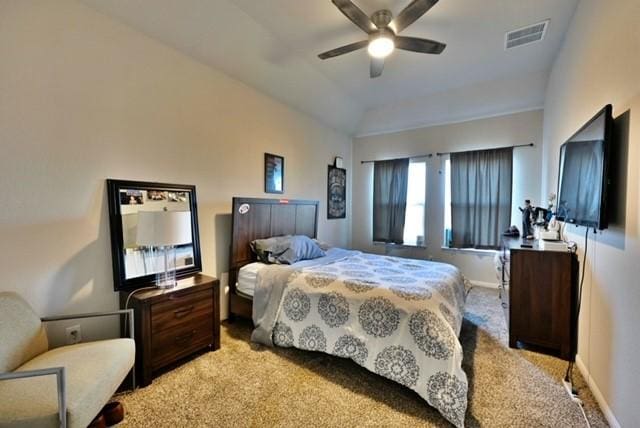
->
(353, 110, 543, 285)
(0, 0, 352, 341)
(541, 0, 640, 426)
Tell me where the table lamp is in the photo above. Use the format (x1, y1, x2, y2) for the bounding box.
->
(136, 210, 192, 288)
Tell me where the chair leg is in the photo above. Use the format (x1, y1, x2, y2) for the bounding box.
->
(131, 365, 136, 391)
(88, 413, 106, 428)
(102, 401, 125, 426)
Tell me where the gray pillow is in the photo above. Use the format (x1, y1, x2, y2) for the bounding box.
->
(277, 235, 326, 264)
(251, 235, 325, 264)
(250, 236, 291, 264)
(313, 239, 332, 251)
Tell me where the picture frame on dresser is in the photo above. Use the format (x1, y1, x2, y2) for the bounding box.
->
(106, 179, 203, 291)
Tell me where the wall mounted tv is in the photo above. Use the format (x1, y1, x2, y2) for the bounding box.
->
(556, 104, 613, 230)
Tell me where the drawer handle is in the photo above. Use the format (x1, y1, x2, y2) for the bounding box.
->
(175, 330, 196, 343)
(173, 305, 195, 318)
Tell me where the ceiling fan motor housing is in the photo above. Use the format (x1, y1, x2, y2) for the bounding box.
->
(371, 9, 393, 29)
(369, 27, 395, 44)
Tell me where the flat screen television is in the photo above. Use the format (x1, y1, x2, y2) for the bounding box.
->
(556, 104, 613, 230)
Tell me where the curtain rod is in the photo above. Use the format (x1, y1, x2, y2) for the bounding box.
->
(360, 153, 433, 164)
(360, 143, 534, 164)
(436, 143, 534, 156)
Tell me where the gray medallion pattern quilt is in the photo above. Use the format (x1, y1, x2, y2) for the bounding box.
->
(252, 251, 468, 427)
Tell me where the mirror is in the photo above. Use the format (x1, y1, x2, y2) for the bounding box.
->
(107, 179, 202, 291)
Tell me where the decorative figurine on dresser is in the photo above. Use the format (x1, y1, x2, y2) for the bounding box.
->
(519, 199, 534, 239)
(107, 179, 220, 387)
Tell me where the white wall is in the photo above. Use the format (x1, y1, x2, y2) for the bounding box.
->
(0, 0, 352, 341)
(541, 0, 640, 426)
(353, 110, 543, 285)
(357, 71, 547, 137)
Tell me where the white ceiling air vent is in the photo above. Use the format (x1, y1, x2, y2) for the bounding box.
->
(505, 20, 549, 50)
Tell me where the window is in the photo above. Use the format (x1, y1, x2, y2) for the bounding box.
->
(402, 160, 427, 246)
(443, 148, 513, 249)
(372, 158, 427, 246)
(443, 158, 452, 247)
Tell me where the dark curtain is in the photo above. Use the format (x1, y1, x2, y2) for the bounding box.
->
(450, 147, 513, 249)
(373, 158, 410, 243)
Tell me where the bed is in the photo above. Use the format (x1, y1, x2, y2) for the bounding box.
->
(228, 197, 468, 427)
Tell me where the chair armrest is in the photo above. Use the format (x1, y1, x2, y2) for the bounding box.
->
(41, 309, 137, 390)
(0, 367, 67, 428)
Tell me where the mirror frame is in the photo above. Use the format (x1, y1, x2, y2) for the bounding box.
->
(106, 179, 203, 291)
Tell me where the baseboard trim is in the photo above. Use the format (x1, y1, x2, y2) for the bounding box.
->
(469, 280, 499, 289)
(575, 354, 621, 428)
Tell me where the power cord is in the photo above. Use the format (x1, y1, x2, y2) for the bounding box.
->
(562, 375, 592, 428)
(579, 402, 592, 428)
(123, 286, 158, 336)
(563, 226, 591, 428)
(575, 227, 590, 344)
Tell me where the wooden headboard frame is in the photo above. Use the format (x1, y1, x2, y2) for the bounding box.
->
(228, 197, 319, 297)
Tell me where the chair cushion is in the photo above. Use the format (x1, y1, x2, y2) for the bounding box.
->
(0, 338, 135, 428)
(0, 292, 49, 373)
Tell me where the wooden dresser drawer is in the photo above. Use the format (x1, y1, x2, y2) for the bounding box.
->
(120, 274, 220, 387)
(151, 289, 213, 333)
(151, 319, 213, 370)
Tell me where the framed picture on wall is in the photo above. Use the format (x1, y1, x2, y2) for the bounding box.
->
(327, 165, 346, 219)
(264, 153, 284, 194)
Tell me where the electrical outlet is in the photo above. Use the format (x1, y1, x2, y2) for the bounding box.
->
(66, 325, 82, 345)
(562, 379, 583, 404)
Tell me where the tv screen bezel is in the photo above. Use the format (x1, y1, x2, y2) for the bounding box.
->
(556, 104, 613, 230)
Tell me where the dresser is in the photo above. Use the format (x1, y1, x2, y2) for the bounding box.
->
(120, 274, 220, 387)
(500, 238, 578, 361)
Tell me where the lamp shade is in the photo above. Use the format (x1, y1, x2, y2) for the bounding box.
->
(136, 210, 192, 247)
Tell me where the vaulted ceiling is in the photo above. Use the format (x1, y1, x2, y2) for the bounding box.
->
(82, 0, 579, 136)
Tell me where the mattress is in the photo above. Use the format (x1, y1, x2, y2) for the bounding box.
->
(236, 262, 267, 297)
(236, 248, 355, 297)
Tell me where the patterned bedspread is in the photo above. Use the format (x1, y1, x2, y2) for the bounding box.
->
(252, 251, 468, 427)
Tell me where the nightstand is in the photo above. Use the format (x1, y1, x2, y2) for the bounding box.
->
(119, 274, 220, 387)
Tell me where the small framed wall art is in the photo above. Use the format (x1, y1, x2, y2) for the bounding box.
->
(264, 153, 284, 194)
(327, 165, 346, 219)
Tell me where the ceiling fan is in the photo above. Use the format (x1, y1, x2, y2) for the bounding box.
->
(318, 0, 446, 78)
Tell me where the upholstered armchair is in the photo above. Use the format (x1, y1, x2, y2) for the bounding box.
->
(0, 292, 136, 427)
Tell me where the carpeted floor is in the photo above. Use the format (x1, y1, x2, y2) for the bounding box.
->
(116, 287, 608, 427)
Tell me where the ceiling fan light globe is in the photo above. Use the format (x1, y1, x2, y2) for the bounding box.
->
(368, 36, 394, 59)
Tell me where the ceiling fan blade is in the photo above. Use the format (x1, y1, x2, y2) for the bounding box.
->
(370, 57, 384, 78)
(390, 0, 439, 34)
(332, 0, 378, 34)
(318, 40, 368, 59)
(395, 36, 446, 54)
